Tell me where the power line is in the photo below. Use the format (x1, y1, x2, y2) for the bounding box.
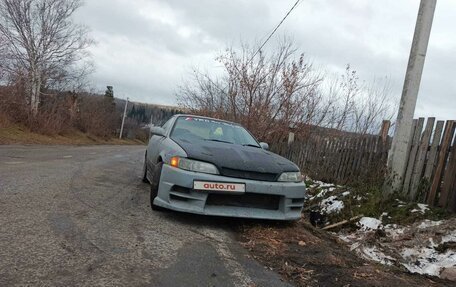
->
(205, 0, 302, 94)
(247, 0, 302, 65)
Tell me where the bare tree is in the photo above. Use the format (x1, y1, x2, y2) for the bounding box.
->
(351, 77, 395, 134)
(319, 66, 395, 135)
(178, 39, 322, 140)
(0, 0, 92, 115)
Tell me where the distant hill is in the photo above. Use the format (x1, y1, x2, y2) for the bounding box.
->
(116, 99, 184, 126)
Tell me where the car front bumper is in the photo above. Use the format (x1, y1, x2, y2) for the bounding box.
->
(153, 164, 306, 220)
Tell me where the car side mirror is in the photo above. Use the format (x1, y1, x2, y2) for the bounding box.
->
(150, 127, 166, 137)
(260, 142, 269, 150)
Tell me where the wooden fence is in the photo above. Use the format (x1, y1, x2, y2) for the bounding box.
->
(401, 118, 456, 211)
(270, 117, 456, 211)
(270, 122, 391, 185)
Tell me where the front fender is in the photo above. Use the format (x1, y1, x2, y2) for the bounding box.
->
(158, 138, 187, 164)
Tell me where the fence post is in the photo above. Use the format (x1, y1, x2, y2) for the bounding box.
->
(288, 132, 295, 145)
(379, 120, 391, 144)
(428, 121, 455, 205)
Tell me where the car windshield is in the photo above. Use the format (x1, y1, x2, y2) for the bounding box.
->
(170, 116, 260, 147)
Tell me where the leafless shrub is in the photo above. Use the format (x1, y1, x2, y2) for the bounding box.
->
(178, 40, 396, 141)
(178, 39, 323, 141)
(76, 95, 119, 138)
(0, 80, 28, 125)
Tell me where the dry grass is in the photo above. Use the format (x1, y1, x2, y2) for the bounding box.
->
(0, 124, 144, 145)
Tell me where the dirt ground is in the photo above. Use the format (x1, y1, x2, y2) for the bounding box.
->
(238, 218, 454, 287)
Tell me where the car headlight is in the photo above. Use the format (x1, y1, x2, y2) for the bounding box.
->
(170, 156, 219, 175)
(277, 172, 302, 182)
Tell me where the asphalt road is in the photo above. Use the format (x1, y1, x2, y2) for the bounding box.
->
(0, 145, 290, 287)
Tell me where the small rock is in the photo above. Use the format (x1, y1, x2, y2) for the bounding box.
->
(440, 267, 456, 281)
(298, 240, 306, 246)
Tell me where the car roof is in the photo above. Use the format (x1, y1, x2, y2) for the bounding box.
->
(173, 114, 240, 126)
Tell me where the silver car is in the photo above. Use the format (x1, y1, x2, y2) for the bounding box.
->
(142, 115, 306, 220)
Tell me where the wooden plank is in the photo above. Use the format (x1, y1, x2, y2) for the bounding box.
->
(329, 139, 341, 181)
(302, 137, 311, 166)
(379, 120, 391, 144)
(366, 135, 378, 169)
(438, 129, 456, 208)
(424, 121, 445, 180)
(372, 136, 386, 178)
(338, 137, 354, 182)
(320, 138, 331, 179)
(428, 120, 456, 206)
(342, 137, 357, 181)
(409, 118, 435, 200)
(334, 137, 347, 181)
(447, 145, 456, 212)
(403, 118, 425, 196)
(345, 136, 358, 180)
(298, 141, 306, 172)
(352, 136, 368, 178)
(361, 137, 374, 177)
(324, 138, 335, 180)
(350, 136, 365, 179)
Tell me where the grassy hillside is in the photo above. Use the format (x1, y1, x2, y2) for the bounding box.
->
(0, 124, 145, 145)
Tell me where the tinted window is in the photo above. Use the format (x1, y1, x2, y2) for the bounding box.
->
(171, 116, 259, 147)
(161, 118, 173, 133)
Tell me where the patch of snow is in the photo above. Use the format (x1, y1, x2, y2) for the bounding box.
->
(341, 191, 350, 197)
(384, 224, 406, 240)
(429, 238, 437, 248)
(401, 247, 456, 277)
(359, 246, 395, 266)
(354, 195, 363, 201)
(441, 231, 456, 244)
(311, 180, 335, 188)
(350, 242, 360, 251)
(417, 203, 429, 213)
(338, 233, 359, 243)
(412, 204, 429, 214)
(320, 196, 344, 214)
(418, 220, 443, 229)
(315, 190, 327, 198)
(308, 189, 328, 201)
(358, 217, 382, 231)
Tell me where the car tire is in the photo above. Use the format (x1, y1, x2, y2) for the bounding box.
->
(150, 161, 164, 211)
(142, 154, 149, 183)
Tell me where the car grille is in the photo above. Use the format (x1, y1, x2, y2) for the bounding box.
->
(206, 193, 280, 210)
(220, 167, 278, 182)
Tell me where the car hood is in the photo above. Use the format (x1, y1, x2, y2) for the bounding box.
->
(173, 138, 299, 175)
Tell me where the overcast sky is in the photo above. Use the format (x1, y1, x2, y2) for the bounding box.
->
(75, 0, 456, 120)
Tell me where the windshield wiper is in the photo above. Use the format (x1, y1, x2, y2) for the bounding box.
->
(205, 139, 234, 144)
(242, 144, 261, 148)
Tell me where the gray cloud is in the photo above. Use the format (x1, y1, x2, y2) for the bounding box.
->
(75, 0, 455, 120)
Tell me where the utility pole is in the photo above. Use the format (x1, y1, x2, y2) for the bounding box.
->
(119, 97, 129, 139)
(386, 0, 437, 194)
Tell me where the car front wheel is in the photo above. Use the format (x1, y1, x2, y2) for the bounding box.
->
(142, 154, 149, 183)
(150, 162, 163, 211)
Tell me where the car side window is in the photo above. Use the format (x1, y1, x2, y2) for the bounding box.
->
(161, 118, 173, 134)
